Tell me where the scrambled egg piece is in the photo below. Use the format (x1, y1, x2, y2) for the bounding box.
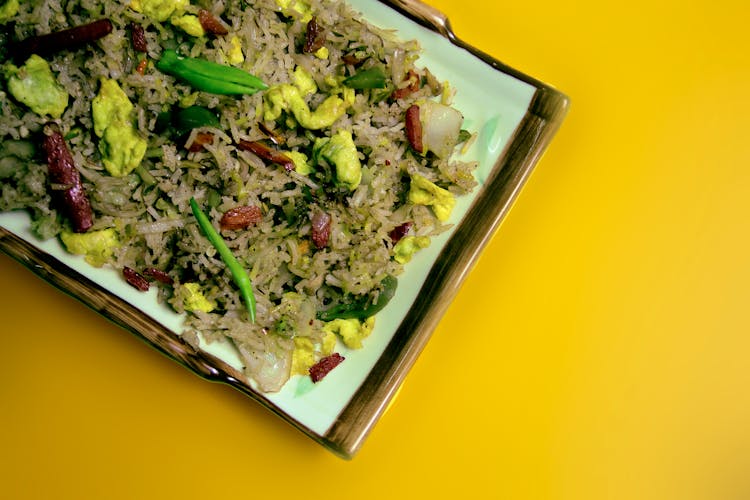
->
(170, 14, 204, 37)
(129, 0, 204, 36)
(59, 228, 119, 267)
(286, 150, 313, 175)
(130, 0, 188, 22)
(393, 235, 431, 264)
(408, 174, 456, 222)
(5, 55, 68, 118)
(226, 36, 244, 65)
(263, 66, 354, 130)
(290, 332, 337, 376)
(314, 130, 362, 190)
(0, 0, 19, 23)
(92, 79, 148, 177)
(274, 0, 313, 23)
(323, 317, 375, 349)
(314, 47, 329, 60)
(177, 283, 216, 312)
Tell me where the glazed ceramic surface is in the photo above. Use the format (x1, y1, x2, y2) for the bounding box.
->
(0, 0, 567, 458)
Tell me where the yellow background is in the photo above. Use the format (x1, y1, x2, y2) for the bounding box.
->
(2, 1, 749, 498)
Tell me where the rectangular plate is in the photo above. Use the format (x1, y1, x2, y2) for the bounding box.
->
(0, 0, 568, 458)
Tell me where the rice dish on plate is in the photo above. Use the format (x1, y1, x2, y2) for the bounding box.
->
(0, 0, 477, 392)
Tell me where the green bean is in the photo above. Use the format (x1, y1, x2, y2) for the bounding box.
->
(190, 197, 257, 323)
(343, 66, 387, 89)
(156, 50, 268, 95)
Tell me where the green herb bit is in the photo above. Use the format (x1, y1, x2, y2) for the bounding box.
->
(173, 105, 220, 136)
(189, 197, 257, 323)
(317, 275, 398, 321)
(156, 50, 268, 96)
(343, 66, 387, 89)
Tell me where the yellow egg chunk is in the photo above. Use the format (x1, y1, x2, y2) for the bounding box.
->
(59, 228, 119, 267)
(0, 0, 19, 23)
(263, 67, 354, 130)
(92, 79, 147, 177)
(5, 55, 68, 118)
(393, 235, 431, 264)
(129, 0, 188, 22)
(170, 14, 204, 37)
(178, 283, 216, 313)
(314, 129, 362, 190)
(407, 174, 456, 222)
(323, 317, 375, 350)
(291, 332, 337, 376)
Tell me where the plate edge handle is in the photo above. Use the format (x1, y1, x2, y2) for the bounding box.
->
(380, 0, 455, 39)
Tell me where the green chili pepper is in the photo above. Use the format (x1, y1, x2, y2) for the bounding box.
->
(189, 197, 257, 323)
(174, 106, 220, 136)
(343, 66, 387, 89)
(156, 50, 268, 96)
(317, 275, 398, 321)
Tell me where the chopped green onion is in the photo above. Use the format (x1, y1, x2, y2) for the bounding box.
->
(343, 66, 387, 89)
(189, 197, 257, 323)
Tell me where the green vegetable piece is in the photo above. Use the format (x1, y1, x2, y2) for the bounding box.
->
(189, 197, 257, 323)
(343, 66, 387, 89)
(156, 50, 268, 95)
(5, 54, 69, 118)
(173, 105, 220, 136)
(317, 275, 397, 321)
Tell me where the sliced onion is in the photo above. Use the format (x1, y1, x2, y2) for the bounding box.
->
(420, 101, 464, 159)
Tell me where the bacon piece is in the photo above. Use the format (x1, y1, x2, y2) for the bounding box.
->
(123, 267, 150, 291)
(129, 22, 147, 53)
(405, 104, 423, 153)
(12, 19, 113, 61)
(303, 16, 325, 53)
(186, 132, 214, 152)
(41, 125, 93, 233)
(198, 9, 229, 36)
(309, 353, 345, 383)
(142, 267, 174, 285)
(391, 69, 421, 100)
(220, 205, 263, 231)
(388, 222, 413, 244)
(311, 210, 332, 249)
(237, 140, 295, 171)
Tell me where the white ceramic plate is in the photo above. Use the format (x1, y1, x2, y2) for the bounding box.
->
(0, 0, 568, 458)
